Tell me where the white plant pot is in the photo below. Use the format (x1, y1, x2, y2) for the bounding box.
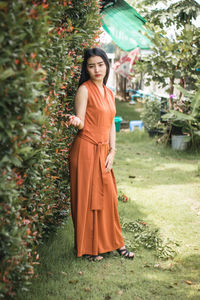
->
(171, 135, 188, 151)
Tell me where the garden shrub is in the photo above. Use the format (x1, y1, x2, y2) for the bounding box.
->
(0, 0, 101, 298)
(141, 97, 162, 132)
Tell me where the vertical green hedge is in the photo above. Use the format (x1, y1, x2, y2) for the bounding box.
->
(0, 1, 101, 298)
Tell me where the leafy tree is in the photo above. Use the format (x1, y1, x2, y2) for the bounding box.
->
(130, 0, 200, 109)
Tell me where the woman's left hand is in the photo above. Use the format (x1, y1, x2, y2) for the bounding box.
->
(68, 115, 81, 127)
(105, 152, 115, 172)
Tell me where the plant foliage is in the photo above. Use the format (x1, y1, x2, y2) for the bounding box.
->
(162, 87, 200, 147)
(141, 97, 162, 131)
(0, 0, 101, 298)
(133, 0, 200, 108)
(129, 0, 200, 147)
(121, 218, 177, 259)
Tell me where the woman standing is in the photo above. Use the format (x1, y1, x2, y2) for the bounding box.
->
(69, 48, 134, 261)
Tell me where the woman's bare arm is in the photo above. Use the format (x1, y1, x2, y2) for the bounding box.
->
(109, 119, 116, 153)
(105, 119, 116, 172)
(68, 85, 88, 130)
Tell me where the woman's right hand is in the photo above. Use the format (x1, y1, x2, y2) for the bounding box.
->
(67, 115, 81, 127)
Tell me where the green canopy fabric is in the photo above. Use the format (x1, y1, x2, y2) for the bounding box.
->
(101, 0, 152, 51)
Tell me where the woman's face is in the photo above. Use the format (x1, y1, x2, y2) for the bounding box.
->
(86, 56, 107, 82)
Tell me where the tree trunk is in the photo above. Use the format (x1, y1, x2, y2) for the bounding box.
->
(116, 74, 126, 100)
(179, 77, 186, 101)
(169, 76, 175, 109)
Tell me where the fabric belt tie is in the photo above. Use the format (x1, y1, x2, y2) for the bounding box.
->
(77, 133, 108, 211)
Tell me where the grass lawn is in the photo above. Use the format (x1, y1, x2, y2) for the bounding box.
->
(18, 130, 200, 300)
(115, 98, 143, 121)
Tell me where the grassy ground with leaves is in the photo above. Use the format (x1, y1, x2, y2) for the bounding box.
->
(115, 98, 143, 121)
(18, 129, 200, 300)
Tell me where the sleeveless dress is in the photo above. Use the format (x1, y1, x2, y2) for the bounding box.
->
(69, 79, 124, 257)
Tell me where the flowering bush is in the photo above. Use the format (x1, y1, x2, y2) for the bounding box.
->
(118, 192, 129, 203)
(0, 0, 101, 298)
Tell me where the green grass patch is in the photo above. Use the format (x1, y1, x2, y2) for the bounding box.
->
(115, 98, 143, 121)
(18, 131, 200, 300)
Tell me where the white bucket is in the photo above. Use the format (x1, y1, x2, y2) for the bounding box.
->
(171, 135, 188, 150)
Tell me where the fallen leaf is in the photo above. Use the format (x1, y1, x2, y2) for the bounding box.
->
(46, 272, 53, 276)
(84, 287, 91, 292)
(185, 280, 192, 285)
(168, 263, 173, 269)
(117, 290, 123, 295)
(139, 221, 147, 225)
(79, 271, 84, 275)
(61, 271, 68, 276)
(69, 280, 78, 284)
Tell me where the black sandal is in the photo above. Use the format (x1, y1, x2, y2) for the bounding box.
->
(84, 255, 104, 262)
(117, 247, 134, 259)
(89, 255, 104, 262)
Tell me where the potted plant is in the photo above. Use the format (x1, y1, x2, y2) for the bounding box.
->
(141, 97, 164, 137)
(162, 87, 200, 150)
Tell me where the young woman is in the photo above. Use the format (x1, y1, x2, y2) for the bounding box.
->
(68, 48, 134, 261)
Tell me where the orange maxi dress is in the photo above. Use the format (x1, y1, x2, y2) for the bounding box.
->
(69, 79, 124, 257)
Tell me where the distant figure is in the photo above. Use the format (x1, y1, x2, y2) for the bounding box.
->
(68, 48, 134, 261)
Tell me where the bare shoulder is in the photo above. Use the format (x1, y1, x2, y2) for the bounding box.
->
(76, 84, 88, 98)
(75, 84, 88, 109)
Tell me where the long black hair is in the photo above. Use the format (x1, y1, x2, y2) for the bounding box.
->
(78, 48, 110, 87)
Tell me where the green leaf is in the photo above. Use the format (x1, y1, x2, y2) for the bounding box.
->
(194, 131, 200, 136)
(16, 146, 33, 154)
(11, 156, 22, 167)
(0, 68, 15, 80)
(191, 89, 200, 116)
(162, 111, 195, 122)
(0, 1, 7, 9)
(175, 85, 194, 99)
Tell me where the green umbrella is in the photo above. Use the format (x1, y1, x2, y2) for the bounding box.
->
(101, 0, 153, 51)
